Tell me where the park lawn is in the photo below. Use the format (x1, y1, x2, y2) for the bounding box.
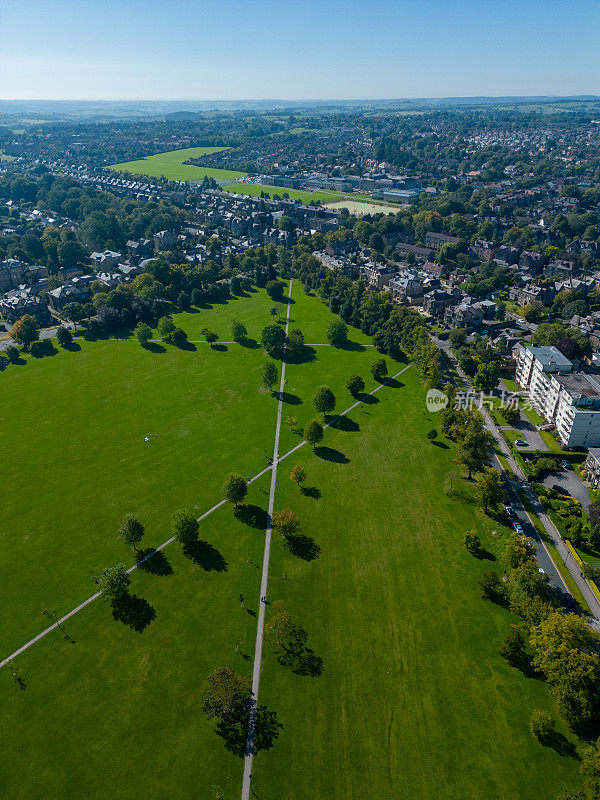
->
(172, 284, 284, 342)
(286, 283, 372, 346)
(0, 481, 270, 800)
(253, 366, 582, 800)
(108, 147, 246, 182)
(223, 183, 341, 204)
(0, 336, 278, 653)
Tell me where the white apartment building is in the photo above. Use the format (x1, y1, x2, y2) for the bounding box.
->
(515, 345, 600, 447)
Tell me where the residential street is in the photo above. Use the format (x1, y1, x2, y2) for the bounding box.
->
(435, 336, 600, 624)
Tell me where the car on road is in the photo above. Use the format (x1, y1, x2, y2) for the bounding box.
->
(513, 521, 524, 534)
(538, 567, 545, 574)
(514, 439, 528, 447)
(561, 460, 570, 469)
(504, 504, 515, 517)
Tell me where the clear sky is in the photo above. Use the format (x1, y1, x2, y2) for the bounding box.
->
(0, 0, 598, 101)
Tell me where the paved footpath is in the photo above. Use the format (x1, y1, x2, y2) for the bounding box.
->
(242, 278, 293, 799)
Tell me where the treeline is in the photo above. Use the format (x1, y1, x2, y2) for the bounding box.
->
(0, 170, 185, 256)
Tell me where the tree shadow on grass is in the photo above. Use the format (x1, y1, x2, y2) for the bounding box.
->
(183, 540, 227, 571)
(111, 594, 156, 632)
(432, 440, 449, 449)
(211, 343, 228, 351)
(315, 446, 349, 464)
(279, 391, 302, 405)
(235, 503, 269, 529)
(216, 705, 282, 757)
(284, 345, 316, 365)
(300, 485, 321, 500)
(177, 340, 197, 352)
(143, 341, 166, 354)
(285, 533, 321, 561)
(339, 340, 366, 352)
(359, 392, 379, 405)
(474, 548, 496, 562)
(62, 341, 81, 352)
(329, 415, 359, 433)
(540, 731, 580, 759)
(384, 378, 403, 388)
(239, 338, 260, 349)
(277, 626, 323, 677)
(137, 547, 173, 576)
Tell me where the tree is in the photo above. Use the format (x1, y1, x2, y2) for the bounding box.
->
(457, 426, 491, 479)
(464, 530, 481, 554)
(589, 524, 600, 553)
(170, 508, 199, 545)
(287, 328, 304, 355)
(474, 467, 504, 513)
(499, 625, 527, 667)
(97, 563, 129, 603)
(371, 358, 388, 382)
(478, 570, 505, 602)
(265, 280, 284, 301)
(262, 361, 278, 393)
(304, 418, 324, 450)
(222, 473, 247, 507)
(264, 600, 295, 648)
(290, 465, 307, 488)
(202, 667, 251, 720)
(5, 345, 20, 363)
(231, 319, 247, 343)
(326, 318, 348, 347)
(346, 374, 365, 397)
(261, 323, 286, 358)
(503, 406, 520, 426)
(62, 301, 88, 330)
(158, 316, 176, 340)
(56, 326, 73, 348)
(165, 327, 188, 347)
(117, 514, 145, 551)
(272, 509, 300, 538)
(472, 361, 500, 393)
(529, 710, 556, 743)
(581, 737, 600, 800)
(205, 331, 219, 347)
(134, 322, 152, 346)
(0, 353, 9, 371)
(11, 315, 39, 349)
(312, 385, 336, 420)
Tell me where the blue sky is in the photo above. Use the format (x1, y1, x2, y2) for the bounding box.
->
(0, 0, 598, 100)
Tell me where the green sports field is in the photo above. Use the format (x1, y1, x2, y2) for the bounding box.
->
(223, 182, 343, 204)
(108, 146, 246, 182)
(0, 281, 583, 799)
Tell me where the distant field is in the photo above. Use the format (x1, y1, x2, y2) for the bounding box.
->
(0, 150, 16, 162)
(224, 183, 342, 204)
(108, 147, 246, 182)
(323, 199, 400, 215)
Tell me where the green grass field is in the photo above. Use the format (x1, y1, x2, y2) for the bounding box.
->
(223, 182, 342, 204)
(0, 281, 584, 799)
(108, 147, 246, 182)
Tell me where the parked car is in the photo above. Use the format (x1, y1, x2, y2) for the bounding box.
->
(538, 567, 545, 574)
(513, 521, 524, 534)
(561, 460, 570, 469)
(504, 504, 515, 517)
(514, 439, 528, 447)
